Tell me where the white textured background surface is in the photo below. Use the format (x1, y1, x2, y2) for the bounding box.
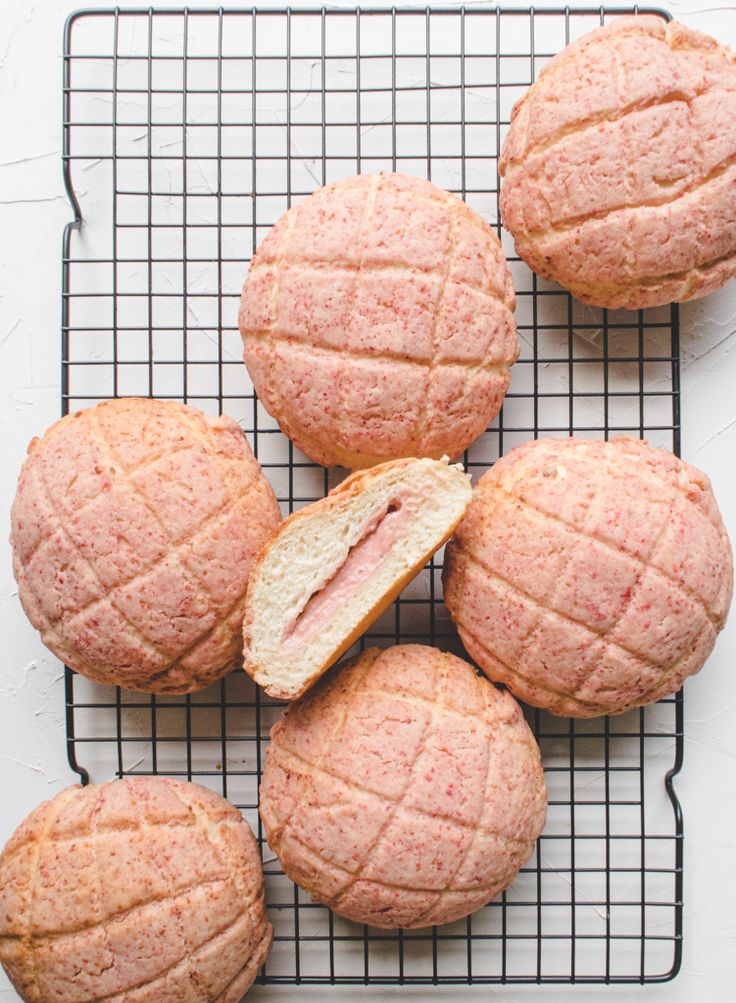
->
(1, 0, 735, 999)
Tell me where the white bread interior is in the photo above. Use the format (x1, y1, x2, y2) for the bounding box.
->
(242, 457, 472, 700)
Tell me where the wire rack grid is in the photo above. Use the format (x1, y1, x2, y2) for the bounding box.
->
(61, 4, 683, 987)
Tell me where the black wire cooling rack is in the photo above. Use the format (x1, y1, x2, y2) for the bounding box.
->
(61, 4, 683, 986)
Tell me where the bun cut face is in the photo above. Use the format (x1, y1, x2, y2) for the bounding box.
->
(242, 457, 472, 700)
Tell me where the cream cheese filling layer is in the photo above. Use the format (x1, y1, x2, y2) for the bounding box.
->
(282, 497, 416, 650)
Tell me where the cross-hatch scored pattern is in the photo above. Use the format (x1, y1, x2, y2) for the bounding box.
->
(445, 438, 731, 716)
(501, 17, 736, 306)
(62, 5, 685, 985)
(263, 647, 546, 929)
(330, 650, 450, 923)
(241, 173, 518, 467)
(12, 400, 280, 692)
(498, 486, 720, 626)
(271, 744, 526, 852)
(0, 779, 270, 1003)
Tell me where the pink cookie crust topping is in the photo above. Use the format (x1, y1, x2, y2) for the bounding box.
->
(500, 15, 736, 309)
(10, 398, 281, 693)
(443, 437, 733, 717)
(239, 172, 518, 468)
(0, 777, 272, 1003)
(259, 645, 547, 928)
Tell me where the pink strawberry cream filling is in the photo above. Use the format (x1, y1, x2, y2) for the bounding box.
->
(282, 496, 417, 649)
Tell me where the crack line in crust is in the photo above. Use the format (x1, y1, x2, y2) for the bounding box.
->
(340, 173, 381, 457)
(505, 90, 698, 176)
(457, 612, 700, 716)
(171, 787, 262, 913)
(60, 496, 240, 628)
(407, 668, 500, 928)
(410, 202, 459, 454)
(81, 903, 256, 1003)
(31, 438, 172, 664)
(267, 649, 382, 852)
(494, 483, 721, 627)
(453, 542, 703, 681)
(247, 220, 511, 303)
(483, 437, 727, 535)
(537, 245, 736, 304)
(89, 786, 120, 1002)
(504, 23, 674, 158)
(14, 439, 196, 572)
(87, 408, 251, 687)
(495, 463, 680, 701)
(258, 191, 302, 447)
(20, 788, 79, 1003)
(2, 805, 263, 999)
(503, 5, 736, 178)
(514, 149, 736, 242)
(243, 326, 513, 377)
(277, 829, 515, 901)
(326, 654, 445, 918)
(0, 817, 244, 871)
(269, 740, 526, 845)
(19, 404, 268, 689)
(129, 798, 208, 1003)
(0, 878, 233, 946)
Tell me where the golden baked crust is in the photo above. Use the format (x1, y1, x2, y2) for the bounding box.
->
(260, 645, 547, 928)
(500, 16, 736, 309)
(0, 777, 272, 1002)
(11, 398, 281, 693)
(444, 436, 733, 716)
(240, 172, 518, 468)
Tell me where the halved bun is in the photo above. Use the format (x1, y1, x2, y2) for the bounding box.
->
(242, 457, 472, 700)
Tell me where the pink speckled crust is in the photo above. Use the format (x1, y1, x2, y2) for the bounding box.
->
(499, 16, 736, 309)
(259, 645, 546, 928)
(443, 437, 733, 717)
(0, 777, 272, 1003)
(239, 173, 518, 468)
(10, 398, 281, 694)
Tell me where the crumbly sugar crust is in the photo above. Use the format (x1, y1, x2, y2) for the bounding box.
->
(0, 777, 272, 1003)
(240, 173, 518, 468)
(260, 645, 547, 928)
(10, 398, 281, 693)
(500, 16, 736, 309)
(444, 436, 733, 716)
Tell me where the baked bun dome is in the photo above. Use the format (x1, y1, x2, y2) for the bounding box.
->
(10, 398, 281, 693)
(259, 645, 547, 929)
(240, 172, 518, 468)
(500, 16, 736, 309)
(0, 778, 272, 1003)
(444, 437, 733, 717)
